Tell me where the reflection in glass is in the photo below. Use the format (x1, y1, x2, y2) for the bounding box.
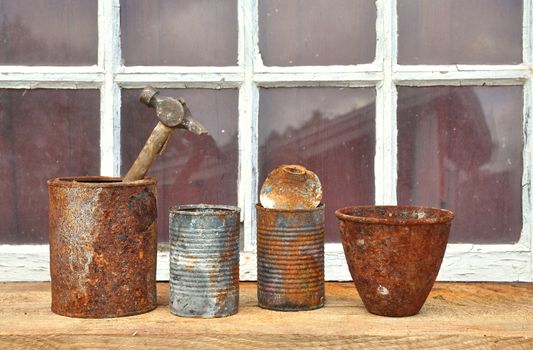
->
(121, 89, 239, 241)
(398, 0, 522, 65)
(0, 0, 97, 65)
(259, 0, 376, 66)
(121, 0, 238, 66)
(398, 86, 523, 244)
(0, 90, 100, 243)
(259, 88, 376, 242)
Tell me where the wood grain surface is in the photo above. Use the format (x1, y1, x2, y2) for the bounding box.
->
(0, 282, 531, 349)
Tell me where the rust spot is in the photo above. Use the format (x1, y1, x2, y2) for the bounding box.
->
(48, 176, 158, 318)
(336, 205, 454, 317)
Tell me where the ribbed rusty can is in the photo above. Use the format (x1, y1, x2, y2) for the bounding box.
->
(256, 203, 325, 311)
(48, 176, 158, 318)
(169, 204, 240, 318)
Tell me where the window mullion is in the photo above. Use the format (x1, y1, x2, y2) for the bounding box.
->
(374, 0, 397, 205)
(99, 0, 121, 177)
(238, 0, 260, 252)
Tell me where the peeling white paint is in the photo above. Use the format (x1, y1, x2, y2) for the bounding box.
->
(1, 244, 530, 282)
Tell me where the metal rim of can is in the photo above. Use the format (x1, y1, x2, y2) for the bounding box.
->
(335, 205, 454, 226)
(47, 176, 157, 188)
(170, 204, 241, 216)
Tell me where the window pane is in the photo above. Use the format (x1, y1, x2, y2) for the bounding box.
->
(121, 89, 238, 242)
(121, 0, 238, 66)
(397, 86, 523, 244)
(398, 0, 522, 65)
(0, 0, 97, 65)
(259, 88, 375, 242)
(259, 0, 376, 66)
(0, 90, 100, 243)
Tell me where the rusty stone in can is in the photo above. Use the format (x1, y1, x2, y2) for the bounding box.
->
(169, 204, 240, 318)
(336, 205, 454, 317)
(260, 164, 322, 210)
(48, 176, 158, 318)
(256, 203, 325, 311)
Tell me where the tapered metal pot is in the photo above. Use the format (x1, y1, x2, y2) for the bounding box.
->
(336, 206, 454, 317)
(48, 176, 158, 318)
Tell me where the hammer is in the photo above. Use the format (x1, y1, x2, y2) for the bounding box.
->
(123, 87, 208, 182)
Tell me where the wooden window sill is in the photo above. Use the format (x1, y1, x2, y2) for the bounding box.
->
(0, 282, 531, 349)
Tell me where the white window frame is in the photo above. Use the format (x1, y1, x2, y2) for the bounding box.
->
(0, 0, 531, 282)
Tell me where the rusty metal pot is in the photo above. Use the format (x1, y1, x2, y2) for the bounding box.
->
(336, 205, 454, 317)
(48, 176, 158, 318)
(256, 203, 325, 311)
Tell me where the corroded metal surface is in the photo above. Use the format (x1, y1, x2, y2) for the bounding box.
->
(169, 204, 240, 318)
(256, 204, 325, 311)
(336, 205, 454, 317)
(48, 176, 158, 318)
(260, 165, 322, 210)
(123, 86, 207, 182)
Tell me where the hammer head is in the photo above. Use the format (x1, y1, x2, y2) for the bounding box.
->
(139, 86, 207, 135)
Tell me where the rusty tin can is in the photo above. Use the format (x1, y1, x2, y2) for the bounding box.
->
(48, 176, 158, 318)
(336, 206, 454, 317)
(256, 203, 325, 311)
(169, 204, 240, 318)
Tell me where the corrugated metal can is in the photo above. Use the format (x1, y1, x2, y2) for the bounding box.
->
(256, 203, 325, 311)
(48, 176, 158, 318)
(169, 204, 240, 318)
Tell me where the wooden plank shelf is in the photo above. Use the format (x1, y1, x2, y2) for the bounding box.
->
(0, 282, 531, 349)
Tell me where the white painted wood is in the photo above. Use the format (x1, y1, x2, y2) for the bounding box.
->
(374, 0, 397, 205)
(255, 64, 381, 74)
(116, 74, 243, 89)
(0, 70, 102, 89)
(0, 66, 101, 73)
(99, 0, 122, 177)
(1, 245, 530, 282)
(395, 69, 529, 86)
(396, 64, 531, 72)
(255, 72, 381, 87)
(115, 67, 244, 88)
(522, 79, 533, 280)
(238, 0, 260, 252)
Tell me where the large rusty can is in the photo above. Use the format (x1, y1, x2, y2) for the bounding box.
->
(336, 205, 454, 317)
(48, 176, 158, 318)
(256, 203, 325, 311)
(169, 204, 240, 318)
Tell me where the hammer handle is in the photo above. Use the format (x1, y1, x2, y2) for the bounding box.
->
(123, 122, 173, 182)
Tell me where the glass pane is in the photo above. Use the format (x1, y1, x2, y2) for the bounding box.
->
(259, 0, 376, 66)
(121, 89, 239, 242)
(397, 86, 523, 244)
(0, 90, 100, 243)
(259, 88, 376, 242)
(398, 0, 522, 65)
(121, 0, 238, 66)
(0, 0, 97, 65)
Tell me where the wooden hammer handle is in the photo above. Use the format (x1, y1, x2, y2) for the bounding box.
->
(123, 122, 173, 182)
